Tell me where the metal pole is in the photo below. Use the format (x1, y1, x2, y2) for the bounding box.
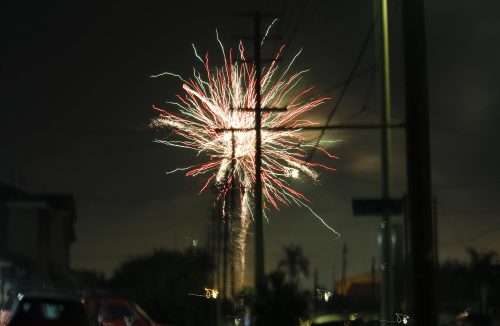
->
(253, 11, 265, 297)
(402, 0, 437, 324)
(229, 131, 236, 300)
(341, 243, 347, 295)
(375, 0, 393, 323)
(222, 206, 228, 299)
(213, 199, 222, 326)
(212, 202, 219, 291)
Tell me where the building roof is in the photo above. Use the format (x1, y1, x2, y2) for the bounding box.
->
(0, 183, 77, 242)
(0, 183, 76, 219)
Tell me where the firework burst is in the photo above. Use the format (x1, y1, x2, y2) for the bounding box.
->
(151, 33, 339, 286)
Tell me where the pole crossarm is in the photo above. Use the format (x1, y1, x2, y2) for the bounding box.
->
(231, 107, 287, 112)
(214, 123, 405, 133)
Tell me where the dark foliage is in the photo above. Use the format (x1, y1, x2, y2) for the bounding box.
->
(438, 248, 500, 316)
(253, 270, 309, 326)
(278, 245, 309, 287)
(108, 248, 214, 326)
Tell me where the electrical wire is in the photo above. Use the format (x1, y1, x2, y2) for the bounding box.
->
(337, 65, 376, 126)
(307, 0, 402, 161)
(306, 23, 374, 162)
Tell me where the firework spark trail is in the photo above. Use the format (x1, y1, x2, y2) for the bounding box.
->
(236, 190, 252, 288)
(151, 35, 340, 286)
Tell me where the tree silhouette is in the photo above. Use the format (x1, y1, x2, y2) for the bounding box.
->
(109, 248, 214, 325)
(253, 270, 308, 326)
(466, 247, 498, 314)
(278, 245, 309, 287)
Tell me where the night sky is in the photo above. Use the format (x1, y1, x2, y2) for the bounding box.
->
(1, 0, 500, 289)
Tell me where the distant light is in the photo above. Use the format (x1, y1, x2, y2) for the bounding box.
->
(381, 313, 410, 325)
(205, 288, 219, 299)
(188, 287, 219, 299)
(316, 288, 333, 302)
(285, 168, 299, 178)
(396, 313, 410, 324)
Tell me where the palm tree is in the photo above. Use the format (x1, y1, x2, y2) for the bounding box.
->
(466, 247, 498, 314)
(278, 245, 309, 287)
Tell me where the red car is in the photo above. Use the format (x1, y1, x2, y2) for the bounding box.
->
(86, 297, 167, 326)
(0, 309, 11, 326)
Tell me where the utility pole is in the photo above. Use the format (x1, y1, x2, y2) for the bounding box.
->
(211, 201, 219, 292)
(222, 202, 230, 299)
(222, 125, 237, 300)
(374, 0, 393, 323)
(371, 257, 377, 305)
(216, 222, 222, 326)
(205, 194, 220, 324)
(216, 11, 286, 304)
(341, 243, 347, 295)
(331, 264, 335, 291)
(253, 10, 266, 303)
(402, 0, 437, 324)
(313, 268, 319, 294)
(225, 10, 284, 314)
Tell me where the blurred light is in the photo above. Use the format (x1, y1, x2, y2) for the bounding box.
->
(381, 313, 410, 324)
(204, 288, 219, 299)
(316, 289, 333, 302)
(396, 313, 410, 324)
(188, 287, 218, 299)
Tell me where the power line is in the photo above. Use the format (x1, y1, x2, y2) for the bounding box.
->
(440, 219, 500, 246)
(307, 0, 402, 162)
(281, 0, 310, 56)
(337, 66, 376, 126)
(439, 210, 500, 215)
(315, 66, 375, 99)
(306, 22, 375, 162)
(431, 125, 500, 145)
(434, 182, 500, 189)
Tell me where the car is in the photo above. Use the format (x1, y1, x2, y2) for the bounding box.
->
(86, 296, 166, 326)
(4, 292, 91, 326)
(0, 309, 11, 326)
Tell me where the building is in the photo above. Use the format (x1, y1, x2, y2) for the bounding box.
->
(0, 183, 76, 280)
(336, 271, 380, 303)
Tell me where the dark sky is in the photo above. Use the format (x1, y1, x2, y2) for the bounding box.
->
(1, 0, 500, 288)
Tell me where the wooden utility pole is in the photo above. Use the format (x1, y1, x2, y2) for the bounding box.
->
(253, 10, 265, 299)
(402, 0, 437, 324)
